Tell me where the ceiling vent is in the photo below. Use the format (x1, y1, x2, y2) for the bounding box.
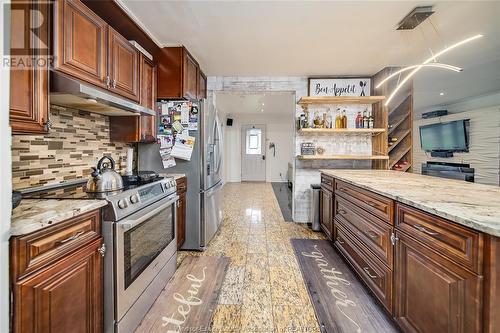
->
(397, 6, 434, 30)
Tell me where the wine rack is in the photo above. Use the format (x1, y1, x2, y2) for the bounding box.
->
(372, 67, 413, 172)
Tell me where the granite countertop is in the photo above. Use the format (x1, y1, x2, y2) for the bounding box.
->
(11, 199, 108, 237)
(320, 169, 500, 237)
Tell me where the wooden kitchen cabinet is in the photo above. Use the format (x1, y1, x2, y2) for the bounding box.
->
(394, 230, 482, 333)
(319, 187, 333, 239)
(9, 0, 50, 134)
(53, 0, 108, 89)
(11, 210, 104, 333)
(156, 46, 204, 100)
(109, 54, 157, 143)
(198, 70, 207, 99)
(176, 176, 187, 249)
(108, 26, 140, 102)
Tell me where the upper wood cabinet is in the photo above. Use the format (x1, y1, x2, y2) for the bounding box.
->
(108, 27, 140, 102)
(53, 0, 108, 89)
(110, 54, 157, 143)
(9, 1, 50, 134)
(198, 70, 207, 100)
(53, 0, 141, 102)
(156, 46, 206, 100)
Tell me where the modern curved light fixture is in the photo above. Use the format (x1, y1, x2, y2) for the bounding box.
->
(383, 34, 484, 106)
(375, 63, 463, 89)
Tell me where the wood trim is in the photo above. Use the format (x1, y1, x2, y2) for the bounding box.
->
(298, 96, 385, 105)
(482, 235, 500, 333)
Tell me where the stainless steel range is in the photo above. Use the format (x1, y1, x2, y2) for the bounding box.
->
(102, 177, 178, 333)
(23, 175, 178, 333)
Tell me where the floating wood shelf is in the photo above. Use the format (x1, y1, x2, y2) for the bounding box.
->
(298, 128, 386, 134)
(297, 155, 389, 161)
(298, 96, 386, 105)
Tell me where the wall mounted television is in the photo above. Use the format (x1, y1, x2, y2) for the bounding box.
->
(419, 119, 470, 153)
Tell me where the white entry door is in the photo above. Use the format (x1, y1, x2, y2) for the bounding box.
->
(241, 124, 266, 181)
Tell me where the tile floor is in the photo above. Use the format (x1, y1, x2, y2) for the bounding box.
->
(177, 182, 325, 333)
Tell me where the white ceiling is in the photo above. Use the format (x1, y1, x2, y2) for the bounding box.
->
(121, 0, 500, 111)
(215, 92, 295, 116)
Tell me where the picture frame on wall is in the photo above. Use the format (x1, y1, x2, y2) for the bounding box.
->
(308, 76, 371, 97)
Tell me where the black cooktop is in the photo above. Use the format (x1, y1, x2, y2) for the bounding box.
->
(23, 176, 164, 200)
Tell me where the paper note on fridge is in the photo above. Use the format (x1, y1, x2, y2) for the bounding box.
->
(170, 135, 195, 161)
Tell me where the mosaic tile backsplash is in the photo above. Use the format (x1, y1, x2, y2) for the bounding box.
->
(12, 105, 130, 190)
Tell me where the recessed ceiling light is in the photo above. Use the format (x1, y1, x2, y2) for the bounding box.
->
(440, 92, 445, 96)
(261, 108, 264, 112)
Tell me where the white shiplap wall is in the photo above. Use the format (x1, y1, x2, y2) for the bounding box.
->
(413, 106, 500, 186)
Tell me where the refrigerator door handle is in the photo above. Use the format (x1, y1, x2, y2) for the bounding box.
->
(214, 113, 223, 175)
(201, 181, 224, 196)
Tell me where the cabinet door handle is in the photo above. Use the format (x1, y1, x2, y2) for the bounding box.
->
(57, 231, 85, 244)
(413, 224, 439, 236)
(366, 230, 379, 238)
(363, 267, 378, 279)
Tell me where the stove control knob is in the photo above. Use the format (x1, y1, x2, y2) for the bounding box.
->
(118, 199, 128, 209)
(130, 194, 139, 204)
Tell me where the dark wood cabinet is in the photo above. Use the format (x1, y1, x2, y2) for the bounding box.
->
(176, 176, 187, 249)
(319, 187, 333, 239)
(11, 209, 104, 333)
(198, 70, 207, 99)
(9, 0, 49, 134)
(156, 46, 204, 100)
(394, 231, 482, 333)
(109, 54, 156, 143)
(53, 0, 108, 89)
(108, 27, 140, 102)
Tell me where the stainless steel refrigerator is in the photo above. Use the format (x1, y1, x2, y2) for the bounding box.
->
(138, 99, 223, 250)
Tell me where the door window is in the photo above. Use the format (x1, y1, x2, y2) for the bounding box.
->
(246, 128, 262, 155)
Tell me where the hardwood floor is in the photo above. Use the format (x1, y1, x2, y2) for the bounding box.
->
(175, 182, 325, 333)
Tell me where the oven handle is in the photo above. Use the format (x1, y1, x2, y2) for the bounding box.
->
(118, 195, 179, 231)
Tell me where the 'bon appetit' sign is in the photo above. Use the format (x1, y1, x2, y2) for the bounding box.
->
(309, 78, 371, 97)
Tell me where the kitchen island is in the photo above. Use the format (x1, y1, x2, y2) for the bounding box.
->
(319, 169, 499, 333)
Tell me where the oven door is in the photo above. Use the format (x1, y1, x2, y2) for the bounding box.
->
(114, 194, 178, 320)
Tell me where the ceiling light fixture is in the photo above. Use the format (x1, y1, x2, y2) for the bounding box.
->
(375, 63, 463, 89)
(440, 92, 445, 96)
(383, 34, 483, 106)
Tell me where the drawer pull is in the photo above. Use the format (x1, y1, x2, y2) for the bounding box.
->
(366, 230, 380, 239)
(413, 224, 439, 236)
(365, 200, 378, 208)
(338, 187, 347, 192)
(57, 231, 85, 244)
(363, 267, 378, 279)
(337, 238, 345, 245)
(338, 209, 347, 215)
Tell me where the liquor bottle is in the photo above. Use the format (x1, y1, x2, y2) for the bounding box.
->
(368, 112, 374, 129)
(341, 109, 347, 128)
(362, 110, 368, 128)
(355, 111, 363, 128)
(335, 108, 343, 129)
(388, 137, 398, 143)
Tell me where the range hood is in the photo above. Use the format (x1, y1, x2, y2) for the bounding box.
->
(50, 71, 155, 116)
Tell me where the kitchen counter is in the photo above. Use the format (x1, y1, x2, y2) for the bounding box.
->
(10, 199, 107, 236)
(320, 169, 500, 236)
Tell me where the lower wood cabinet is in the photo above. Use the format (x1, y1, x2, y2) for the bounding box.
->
(319, 187, 333, 239)
(176, 176, 187, 249)
(394, 230, 482, 333)
(10, 210, 104, 333)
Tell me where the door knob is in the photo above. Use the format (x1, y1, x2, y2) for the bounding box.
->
(262, 155, 266, 160)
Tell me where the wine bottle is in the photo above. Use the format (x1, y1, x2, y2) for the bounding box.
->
(341, 109, 347, 128)
(362, 110, 368, 128)
(335, 108, 342, 129)
(355, 111, 363, 128)
(368, 112, 374, 129)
